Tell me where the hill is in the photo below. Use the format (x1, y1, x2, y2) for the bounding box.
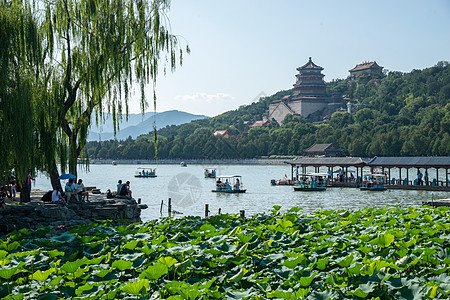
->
(85, 61, 450, 159)
(87, 110, 208, 141)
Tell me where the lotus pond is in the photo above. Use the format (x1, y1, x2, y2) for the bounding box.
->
(1, 205, 450, 299)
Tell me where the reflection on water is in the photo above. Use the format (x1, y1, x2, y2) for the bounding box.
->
(34, 164, 448, 222)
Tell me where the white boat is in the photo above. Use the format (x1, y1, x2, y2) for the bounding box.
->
(294, 173, 328, 192)
(135, 167, 157, 178)
(360, 173, 387, 191)
(212, 175, 246, 193)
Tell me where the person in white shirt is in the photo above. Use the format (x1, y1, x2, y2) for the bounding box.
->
(52, 186, 66, 205)
(75, 179, 89, 202)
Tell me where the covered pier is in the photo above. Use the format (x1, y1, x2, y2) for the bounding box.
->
(285, 157, 368, 187)
(284, 156, 450, 191)
(368, 156, 450, 188)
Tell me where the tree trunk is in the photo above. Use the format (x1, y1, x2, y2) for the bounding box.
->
(19, 178, 30, 203)
(50, 160, 61, 190)
(68, 131, 78, 178)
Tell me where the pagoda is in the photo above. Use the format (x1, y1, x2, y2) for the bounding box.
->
(269, 57, 337, 124)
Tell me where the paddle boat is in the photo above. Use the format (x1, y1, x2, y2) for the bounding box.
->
(271, 176, 297, 186)
(212, 175, 246, 193)
(112, 161, 117, 165)
(135, 167, 157, 178)
(204, 169, 216, 178)
(360, 173, 387, 191)
(180, 161, 187, 167)
(294, 173, 328, 191)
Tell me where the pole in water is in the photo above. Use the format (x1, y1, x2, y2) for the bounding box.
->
(168, 198, 172, 217)
(160, 200, 164, 216)
(240, 210, 245, 219)
(205, 204, 209, 218)
(218, 208, 221, 215)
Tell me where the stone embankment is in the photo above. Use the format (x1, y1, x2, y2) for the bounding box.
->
(0, 190, 148, 233)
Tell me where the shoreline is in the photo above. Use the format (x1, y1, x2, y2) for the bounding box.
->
(87, 158, 293, 165)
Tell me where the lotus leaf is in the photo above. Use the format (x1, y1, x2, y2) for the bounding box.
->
(121, 279, 149, 296)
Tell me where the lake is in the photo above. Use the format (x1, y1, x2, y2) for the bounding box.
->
(33, 164, 448, 222)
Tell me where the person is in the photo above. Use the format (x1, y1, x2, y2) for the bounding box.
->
(65, 179, 76, 202)
(10, 181, 16, 201)
(52, 186, 67, 206)
(350, 173, 355, 182)
(27, 170, 32, 194)
(216, 179, 222, 189)
(424, 171, 429, 186)
(117, 180, 123, 194)
(119, 181, 132, 198)
(338, 169, 344, 182)
(234, 178, 240, 190)
(75, 179, 89, 202)
(417, 170, 423, 185)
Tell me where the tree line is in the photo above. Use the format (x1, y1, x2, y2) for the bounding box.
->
(86, 61, 450, 159)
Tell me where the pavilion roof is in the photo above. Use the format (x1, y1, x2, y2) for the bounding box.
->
(368, 156, 450, 168)
(349, 61, 382, 72)
(297, 57, 323, 71)
(285, 157, 368, 167)
(304, 143, 342, 153)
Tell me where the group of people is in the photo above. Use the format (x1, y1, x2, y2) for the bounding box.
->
(216, 178, 240, 190)
(117, 180, 132, 199)
(51, 178, 89, 206)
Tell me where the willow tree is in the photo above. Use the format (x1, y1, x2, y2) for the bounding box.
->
(0, 0, 62, 201)
(39, 0, 186, 178)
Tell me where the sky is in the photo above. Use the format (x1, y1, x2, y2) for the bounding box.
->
(128, 0, 450, 117)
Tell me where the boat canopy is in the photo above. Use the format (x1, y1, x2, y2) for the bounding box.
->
(137, 167, 156, 170)
(299, 173, 330, 177)
(216, 175, 242, 179)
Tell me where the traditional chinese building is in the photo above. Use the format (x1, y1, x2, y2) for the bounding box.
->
(213, 130, 231, 138)
(269, 57, 339, 124)
(348, 61, 383, 79)
(304, 143, 344, 157)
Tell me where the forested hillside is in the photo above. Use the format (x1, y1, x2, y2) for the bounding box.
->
(85, 62, 450, 159)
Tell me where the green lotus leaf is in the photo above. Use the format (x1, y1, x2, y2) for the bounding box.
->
(348, 263, 364, 275)
(315, 257, 329, 270)
(395, 283, 426, 299)
(47, 250, 64, 258)
(140, 245, 154, 255)
(1, 241, 21, 252)
(75, 283, 95, 296)
(282, 255, 306, 269)
(50, 232, 77, 243)
(112, 259, 133, 271)
(337, 253, 354, 268)
(199, 223, 216, 233)
(93, 269, 111, 278)
(141, 262, 169, 280)
(299, 271, 317, 287)
(121, 279, 149, 296)
(228, 267, 247, 282)
(236, 243, 248, 256)
(347, 282, 375, 298)
(124, 240, 139, 250)
(174, 259, 192, 274)
(31, 268, 55, 281)
(36, 293, 57, 300)
(158, 256, 178, 268)
(61, 258, 86, 274)
(236, 233, 252, 243)
(48, 275, 63, 286)
(0, 250, 8, 258)
(0, 265, 20, 279)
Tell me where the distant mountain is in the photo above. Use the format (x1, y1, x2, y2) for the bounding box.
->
(88, 110, 208, 141)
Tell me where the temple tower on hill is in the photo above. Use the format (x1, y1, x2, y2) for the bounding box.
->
(269, 57, 338, 124)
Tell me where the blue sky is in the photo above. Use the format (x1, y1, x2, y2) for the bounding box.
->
(131, 0, 450, 117)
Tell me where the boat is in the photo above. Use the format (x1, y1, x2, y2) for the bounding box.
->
(294, 173, 328, 191)
(180, 161, 187, 167)
(135, 167, 157, 178)
(271, 176, 297, 185)
(212, 175, 246, 193)
(112, 161, 117, 165)
(204, 169, 216, 178)
(360, 173, 387, 191)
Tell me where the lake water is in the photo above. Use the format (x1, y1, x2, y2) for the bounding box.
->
(33, 164, 448, 222)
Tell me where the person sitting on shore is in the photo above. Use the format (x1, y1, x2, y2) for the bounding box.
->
(119, 181, 132, 199)
(52, 186, 66, 206)
(65, 179, 76, 202)
(117, 180, 123, 194)
(75, 179, 89, 202)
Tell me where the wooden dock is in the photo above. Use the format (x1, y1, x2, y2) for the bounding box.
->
(422, 199, 450, 207)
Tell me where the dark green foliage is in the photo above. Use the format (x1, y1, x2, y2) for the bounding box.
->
(87, 62, 450, 159)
